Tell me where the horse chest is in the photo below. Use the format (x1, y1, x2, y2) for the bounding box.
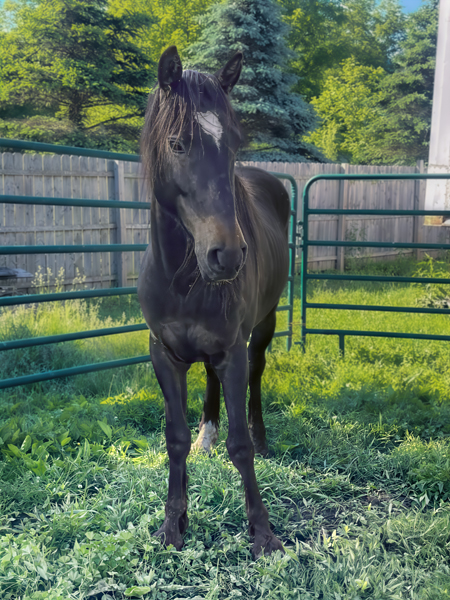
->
(147, 294, 244, 362)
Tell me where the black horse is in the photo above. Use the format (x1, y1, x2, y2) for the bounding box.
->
(138, 46, 289, 558)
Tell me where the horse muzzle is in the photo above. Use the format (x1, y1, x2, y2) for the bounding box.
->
(200, 241, 248, 282)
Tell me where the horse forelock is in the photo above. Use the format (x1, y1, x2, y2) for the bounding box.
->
(140, 69, 240, 187)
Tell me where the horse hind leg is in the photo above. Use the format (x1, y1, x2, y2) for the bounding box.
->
(248, 305, 277, 457)
(191, 363, 220, 452)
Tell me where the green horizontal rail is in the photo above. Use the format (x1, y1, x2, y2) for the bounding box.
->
(0, 323, 148, 352)
(308, 240, 450, 249)
(0, 355, 151, 390)
(307, 274, 450, 284)
(0, 194, 150, 210)
(309, 209, 450, 216)
(0, 138, 139, 162)
(0, 244, 148, 254)
(304, 172, 450, 186)
(272, 330, 290, 338)
(306, 302, 450, 315)
(301, 328, 450, 343)
(0, 287, 137, 307)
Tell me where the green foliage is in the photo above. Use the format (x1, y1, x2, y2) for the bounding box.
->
(302, 0, 438, 165)
(187, 0, 325, 163)
(280, 0, 406, 101)
(0, 114, 142, 153)
(361, 0, 439, 165)
(109, 0, 215, 64)
(413, 254, 450, 309)
(0, 0, 154, 148)
(307, 58, 386, 162)
(116, 0, 215, 63)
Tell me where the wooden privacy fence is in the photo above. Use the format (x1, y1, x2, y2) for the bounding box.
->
(244, 160, 450, 271)
(0, 152, 149, 293)
(1, 153, 450, 293)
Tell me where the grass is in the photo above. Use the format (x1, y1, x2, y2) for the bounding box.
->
(1, 255, 450, 598)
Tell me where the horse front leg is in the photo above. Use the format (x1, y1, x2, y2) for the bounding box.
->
(213, 343, 284, 559)
(192, 363, 220, 452)
(151, 336, 191, 550)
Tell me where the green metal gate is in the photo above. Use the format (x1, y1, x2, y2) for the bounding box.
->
(0, 139, 297, 390)
(300, 172, 450, 354)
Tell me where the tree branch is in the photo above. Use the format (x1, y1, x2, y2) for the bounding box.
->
(82, 113, 140, 131)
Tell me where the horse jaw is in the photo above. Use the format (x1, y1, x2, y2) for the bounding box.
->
(191, 420, 219, 452)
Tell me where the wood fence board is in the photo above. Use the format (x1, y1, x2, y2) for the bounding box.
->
(90, 157, 101, 289)
(62, 154, 74, 282)
(71, 156, 83, 279)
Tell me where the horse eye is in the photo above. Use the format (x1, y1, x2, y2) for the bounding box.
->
(168, 137, 185, 154)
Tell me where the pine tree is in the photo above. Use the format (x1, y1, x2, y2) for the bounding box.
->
(187, 0, 325, 162)
(0, 0, 154, 150)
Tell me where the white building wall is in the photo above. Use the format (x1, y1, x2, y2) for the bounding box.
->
(425, 0, 450, 218)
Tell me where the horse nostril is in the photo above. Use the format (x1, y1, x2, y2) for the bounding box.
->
(207, 247, 225, 271)
(207, 244, 246, 277)
(241, 244, 248, 265)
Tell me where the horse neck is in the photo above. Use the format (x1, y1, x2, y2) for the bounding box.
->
(151, 199, 191, 281)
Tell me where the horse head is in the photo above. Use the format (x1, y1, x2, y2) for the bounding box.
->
(142, 46, 248, 283)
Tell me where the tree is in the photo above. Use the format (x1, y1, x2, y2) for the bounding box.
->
(187, 0, 325, 162)
(0, 0, 155, 148)
(307, 58, 386, 163)
(109, 0, 215, 64)
(361, 0, 439, 165)
(279, 0, 405, 101)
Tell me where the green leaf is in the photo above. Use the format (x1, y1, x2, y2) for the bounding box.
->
(21, 435, 32, 453)
(125, 587, 151, 598)
(83, 438, 90, 460)
(31, 459, 47, 477)
(60, 437, 71, 447)
(98, 420, 112, 439)
(133, 438, 149, 450)
(7, 444, 22, 458)
(58, 430, 70, 443)
(284, 547, 300, 563)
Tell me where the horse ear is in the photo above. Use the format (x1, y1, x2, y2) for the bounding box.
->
(158, 46, 183, 94)
(214, 52, 243, 95)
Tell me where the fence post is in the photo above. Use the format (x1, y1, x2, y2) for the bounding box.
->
(414, 160, 425, 261)
(114, 161, 127, 287)
(337, 164, 349, 272)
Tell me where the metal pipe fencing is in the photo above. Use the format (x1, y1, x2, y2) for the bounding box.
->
(0, 139, 297, 389)
(299, 172, 450, 355)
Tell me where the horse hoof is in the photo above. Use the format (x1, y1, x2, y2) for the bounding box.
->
(253, 441, 269, 457)
(153, 523, 184, 551)
(249, 424, 269, 457)
(252, 534, 284, 559)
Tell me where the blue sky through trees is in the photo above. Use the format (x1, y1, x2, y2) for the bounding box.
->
(401, 0, 427, 12)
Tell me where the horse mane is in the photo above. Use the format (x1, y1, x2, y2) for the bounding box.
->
(141, 69, 241, 186)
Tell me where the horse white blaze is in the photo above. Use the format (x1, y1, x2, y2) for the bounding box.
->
(197, 112, 223, 149)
